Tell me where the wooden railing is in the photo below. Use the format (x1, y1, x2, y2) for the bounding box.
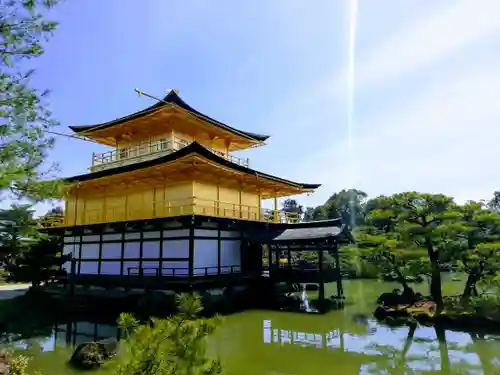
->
(126, 265, 242, 277)
(90, 136, 250, 172)
(39, 197, 301, 228)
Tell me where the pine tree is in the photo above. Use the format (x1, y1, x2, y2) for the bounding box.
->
(0, 204, 39, 266)
(0, 0, 64, 201)
(6, 236, 67, 288)
(116, 293, 222, 375)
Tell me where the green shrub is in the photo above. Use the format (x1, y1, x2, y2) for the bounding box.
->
(0, 350, 40, 375)
(116, 292, 222, 375)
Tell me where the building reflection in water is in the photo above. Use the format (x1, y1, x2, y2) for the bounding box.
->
(263, 319, 344, 350)
(53, 322, 119, 349)
(262, 319, 500, 374)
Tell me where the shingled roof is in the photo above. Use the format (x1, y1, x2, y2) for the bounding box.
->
(64, 141, 321, 191)
(69, 90, 270, 142)
(251, 219, 352, 245)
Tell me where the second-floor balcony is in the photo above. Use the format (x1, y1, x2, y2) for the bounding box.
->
(91, 136, 250, 172)
(39, 197, 301, 228)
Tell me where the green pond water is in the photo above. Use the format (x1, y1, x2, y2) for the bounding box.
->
(5, 277, 500, 375)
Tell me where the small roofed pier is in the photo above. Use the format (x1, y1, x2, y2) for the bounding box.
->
(253, 219, 352, 313)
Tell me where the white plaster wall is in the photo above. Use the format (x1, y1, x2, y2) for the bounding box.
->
(101, 243, 121, 259)
(62, 263, 70, 274)
(220, 240, 241, 273)
(141, 261, 160, 274)
(193, 239, 218, 275)
(122, 260, 140, 275)
(63, 244, 78, 256)
(102, 233, 122, 241)
(201, 222, 218, 229)
(163, 229, 189, 237)
(161, 260, 189, 276)
(123, 242, 140, 258)
(194, 229, 217, 237)
(82, 235, 100, 242)
(100, 261, 121, 275)
(142, 241, 160, 258)
(62, 244, 79, 274)
(221, 231, 239, 238)
(164, 221, 183, 229)
(162, 239, 188, 258)
(79, 261, 99, 275)
(124, 232, 141, 240)
(143, 231, 161, 239)
(80, 244, 99, 259)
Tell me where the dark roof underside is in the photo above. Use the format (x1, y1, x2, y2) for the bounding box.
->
(65, 141, 320, 190)
(69, 90, 269, 142)
(250, 219, 351, 244)
(270, 226, 344, 242)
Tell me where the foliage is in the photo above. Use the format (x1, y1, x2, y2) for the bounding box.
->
(116, 293, 222, 375)
(0, 350, 39, 375)
(360, 192, 462, 309)
(304, 189, 367, 227)
(454, 201, 500, 300)
(302, 189, 500, 310)
(0, 0, 65, 202)
(281, 199, 303, 221)
(0, 204, 65, 287)
(6, 235, 67, 287)
(0, 204, 39, 265)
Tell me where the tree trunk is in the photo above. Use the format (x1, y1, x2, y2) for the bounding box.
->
(461, 272, 479, 301)
(430, 265, 443, 311)
(425, 238, 443, 311)
(395, 323, 417, 375)
(471, 333, 493, 375)
(435, 326, 450, 373)
(394, 267, 414, 296)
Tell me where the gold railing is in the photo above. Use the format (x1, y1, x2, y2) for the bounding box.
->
(90, 136, 250, 172)
(39, 197, 300, 228)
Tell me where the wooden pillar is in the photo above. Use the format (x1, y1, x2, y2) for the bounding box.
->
(238, 181, 243, 219)
(334, 242, 344, 298)
(318, 246, 325, 305)
(216, 181, 220, 217)
(69, 257, 77, 297)
(188, 217, 195, 278)
(64, 322, 72, 346)
(273, 196, 279, 223)
(217, 226, 221, 275)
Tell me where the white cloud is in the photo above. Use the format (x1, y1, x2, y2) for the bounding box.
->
(289, 0, 500, 207)
(302, 58, 500, 205)
(338, 0, 500, 94)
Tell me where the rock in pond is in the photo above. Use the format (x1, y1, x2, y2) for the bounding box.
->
(69, 338, 118, 370)
(376, 289, 423, 308)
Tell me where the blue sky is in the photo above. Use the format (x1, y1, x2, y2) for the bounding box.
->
(22, 0, 500, 215)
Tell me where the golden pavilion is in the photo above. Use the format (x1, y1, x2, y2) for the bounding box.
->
(44, 89, 348, 304)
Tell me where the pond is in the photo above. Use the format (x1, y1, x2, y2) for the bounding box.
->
(4, 277, 500, 375)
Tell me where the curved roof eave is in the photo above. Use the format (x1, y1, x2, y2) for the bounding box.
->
(69, 90, 270, 142)
(65, 141, 320, 191)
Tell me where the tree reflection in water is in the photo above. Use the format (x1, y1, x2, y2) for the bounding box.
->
(263, 319, 500, 375)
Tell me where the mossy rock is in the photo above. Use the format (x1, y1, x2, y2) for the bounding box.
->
(69, 338, 117, 370)
(376, 290, 423, 308)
